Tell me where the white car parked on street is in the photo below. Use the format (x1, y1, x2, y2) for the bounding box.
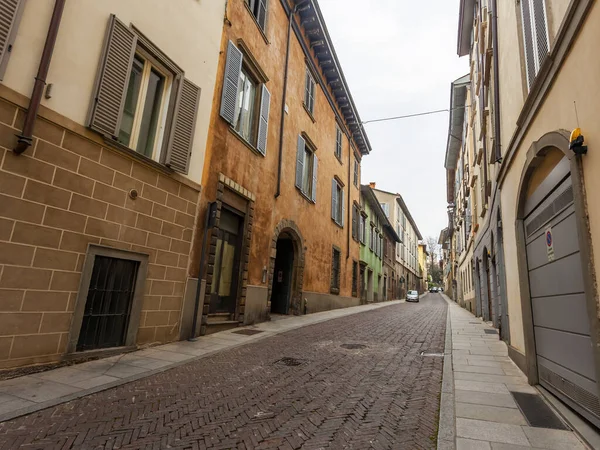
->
(406, 290, 419, 302)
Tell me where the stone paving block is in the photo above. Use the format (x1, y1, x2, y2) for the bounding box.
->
(103, 362, 149, 379)
(490, 444, 535, 450)
(32, 367, 99, 385)
(522, 426, 586, 450)
(456, 402, 528, 425)
(454, 372, 527, 385)
(453, 364, 506, 375)
(73, 375, 120, 390)
(455, 390, 518, 408)
(0, 397, 35, 415)
(0, 377, 80, 403)
(457, 438, 492, 450)
(456, 418, 530, 446)
(455, 379, 510, 394)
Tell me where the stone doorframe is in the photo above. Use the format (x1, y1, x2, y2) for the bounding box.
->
(514, 130, 600, 392)
(266, 219, 305, 319)
(200, 174, 256, 334)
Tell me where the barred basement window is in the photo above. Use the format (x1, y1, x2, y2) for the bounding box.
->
(331, 247, 341, 294)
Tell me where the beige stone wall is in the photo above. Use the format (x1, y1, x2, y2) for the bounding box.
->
(498, 1, 600, 353)
(0, 87, 199, 369)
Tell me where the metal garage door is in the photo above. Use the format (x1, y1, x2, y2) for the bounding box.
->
(524, 172, 600, 426)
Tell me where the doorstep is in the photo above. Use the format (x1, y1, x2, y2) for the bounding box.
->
(0, 299, 404, 423)
(438, 294, 592, 450)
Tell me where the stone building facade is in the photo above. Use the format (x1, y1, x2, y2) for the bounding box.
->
(0, 0, 224, 368)
(195, 0, 371, 333)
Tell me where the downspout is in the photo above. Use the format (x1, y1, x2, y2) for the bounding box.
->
(346, 144, 351, 259)
(14, 0, 66, 154)
(275, 2, 300, 198)
(491, 0, 502, 163)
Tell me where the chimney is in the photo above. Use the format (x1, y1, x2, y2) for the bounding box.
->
(369, 182, 376, 189)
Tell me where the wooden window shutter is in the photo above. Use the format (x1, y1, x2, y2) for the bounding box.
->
(165, 78, 200, 174)
(295, 135, 305, 190)
(88, 15, 137, 138)
(257, 0, 268, 31)
(352, 206, 357, 240)
(256, 84, 270, 155)
(331, 179, 338, 221)
(0, 0, 26, 80)
(532, 0, 549, 68)
(220, 40, 243, 124)
(520, 0, 536, 89)
(341, 188, 345, 227)
(311, 154, 318, 203)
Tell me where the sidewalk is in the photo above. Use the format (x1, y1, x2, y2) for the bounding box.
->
(438, 295, 588, 450)
(0, 299, 404, 423)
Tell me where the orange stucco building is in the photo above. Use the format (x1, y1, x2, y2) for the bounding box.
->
(195, 0, 371, 333)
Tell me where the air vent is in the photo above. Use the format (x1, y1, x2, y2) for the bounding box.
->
(539, 365, 600, 420)
(526, 186, 573, 237)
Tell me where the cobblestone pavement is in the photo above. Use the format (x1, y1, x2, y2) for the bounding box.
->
(0, 294, 447, 450)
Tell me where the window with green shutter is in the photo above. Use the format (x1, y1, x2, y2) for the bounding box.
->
(304, 67, 316, 116)
(331, 179, 344, 227)
(335, 124, 342, 161)
(89, 15, 200, 174)
(295, 135, 317, 203)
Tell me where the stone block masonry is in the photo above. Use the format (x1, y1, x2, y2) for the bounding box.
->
(0, 89, 200, 370)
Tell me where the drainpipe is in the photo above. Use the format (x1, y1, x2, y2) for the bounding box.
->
(275, 2, 304, 197)
(14, 0, 66, 154)
(491, 0, 502, 163)
(346, 145, 351, 259)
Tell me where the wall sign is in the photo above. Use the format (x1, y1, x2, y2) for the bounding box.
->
(545, 227, 555, 262)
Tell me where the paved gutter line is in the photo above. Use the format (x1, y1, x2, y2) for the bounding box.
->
(0, 300, 405, 423)
(437, 294, 456, 450)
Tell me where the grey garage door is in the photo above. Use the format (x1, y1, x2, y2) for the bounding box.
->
(524, 172, 600, 426)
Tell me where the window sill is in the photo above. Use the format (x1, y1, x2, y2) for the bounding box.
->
(244, 3, 270, 45)
(335, 154, 343, 165)
(102, 137, 174, 175)
(303, 103, 316, 123)
(295, 186, 315, 204)
(229, 127, 265, 158)
(332, 218, 343, 229)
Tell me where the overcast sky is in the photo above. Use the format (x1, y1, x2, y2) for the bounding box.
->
(318, 0, 468, 241)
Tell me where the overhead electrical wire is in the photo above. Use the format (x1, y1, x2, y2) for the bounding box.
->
(361, 105, 470, 125)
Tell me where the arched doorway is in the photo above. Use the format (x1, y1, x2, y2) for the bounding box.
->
(268, 221, 305, 317)
(271, 237, 295, 314)
(516, 131, 600, 427)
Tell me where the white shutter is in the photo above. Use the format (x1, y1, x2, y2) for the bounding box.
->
(520, 0, 536, 89)
(295, 135, 305, 190)
(256, 84, 270, 155)
(220, 41, 243, 124)
(311, 154, 318, 203)
(331, 179, 338, 221)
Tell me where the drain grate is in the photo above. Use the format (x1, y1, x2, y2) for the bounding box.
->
(484, 329, 498, 334)
(420, 351, 444, 357)
(275, 357, 305, 367)
(511, 391, 568, 430)
(232, 329, 264, 336)
(341, 344, 367, 350)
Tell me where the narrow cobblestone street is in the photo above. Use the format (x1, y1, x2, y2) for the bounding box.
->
(0, 294, 446, 450)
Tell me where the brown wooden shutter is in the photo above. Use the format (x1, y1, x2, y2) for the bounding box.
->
(88, 15, 137, 138)
(0, 0, 26, 80)
(165, 78, 200, 174)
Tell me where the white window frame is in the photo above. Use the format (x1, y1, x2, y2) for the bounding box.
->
(120, 50, 173, 162)
(304, 67, 316, 115)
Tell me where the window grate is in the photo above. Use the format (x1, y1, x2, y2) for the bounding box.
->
(77, 256, 139, 352)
